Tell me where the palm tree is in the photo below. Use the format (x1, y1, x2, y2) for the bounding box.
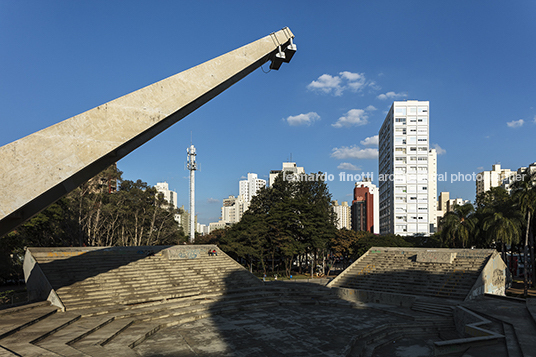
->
(511, 169, 536, 296)
(475, 187, 523, 266)
(439, 203, 478, 248)
(482, 208, 522, 263)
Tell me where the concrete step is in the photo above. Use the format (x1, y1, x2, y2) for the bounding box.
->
(411, 301, 454, 316)
(336, 284, 468, 299)
(0, 304, 59, 340)
(70, 318, 135, 352)
(502, 322, 523, 357)
(0, 343, 62, 357)
(0, 312, 81, 357)
(337, 280, 475, 292)
(0, 312, 81, 345)
(101, 321, 160, 350)
(35, 315, 115, 356)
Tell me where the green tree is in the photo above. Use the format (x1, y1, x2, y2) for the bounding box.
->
(222, 171, 337, 277)
(439, 203, 478, 248)
(511, 170, 536, 296)
(353, 233, 412, 258)
(329, 229, 363, 270)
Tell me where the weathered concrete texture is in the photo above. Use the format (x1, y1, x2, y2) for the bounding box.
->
(0, 27, 295, 236)
(462, 296, 536, 357)
(23, 245, 258, 310)
(134, 305, 406, 357)
(3, 245, 533, 357)
(465, 251, 508, 300)
(416, 251, 456, 264)
(328, 247, 502, 301)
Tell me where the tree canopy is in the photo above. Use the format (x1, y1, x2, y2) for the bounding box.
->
(0, 165, 186, 284)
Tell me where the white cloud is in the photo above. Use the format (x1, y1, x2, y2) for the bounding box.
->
(365, 105, 377, 111)
(368, 81, 381, 91)
(360, 135, 379, 147)
(207, 198, 219, 204)
(339, 71, 362, 81)
(331, 146, 378, 159)
(377, 91, 408, 100)
(337, 162, 361, 171)
(340, 71, 366, 91)
(533, 115, 536, 123)
(332, 109, 368, 128)
(307, 71, 372, 96)
(285, 112, 320, 126)
(432, 143, 446, 155)
(507, 119, 524, 128)
(307, 74, 342, 95)
(477, 166, 484, 170)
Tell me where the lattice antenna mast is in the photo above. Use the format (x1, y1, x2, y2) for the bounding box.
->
(186, 144, 197, 243)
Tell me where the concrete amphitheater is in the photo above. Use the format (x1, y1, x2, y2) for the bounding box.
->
(1, 245, 535, 357)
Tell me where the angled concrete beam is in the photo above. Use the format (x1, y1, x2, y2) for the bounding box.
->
(0, 27, 296, 236)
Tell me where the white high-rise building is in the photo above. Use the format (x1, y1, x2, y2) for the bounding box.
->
(378, 100, 436, 236)
(155, 182, 178, 209)
(476, 164, 514, 196)
(331, 200, 351, 230)
(221, 195, 247, 224)
(239, 173, 266, 206)
(269, 162, 305, 187)
(428, 148, 438, 233)
(218, 173, 265, 225)
(502, 162, 536, 193)
(436, 192, 471, 228)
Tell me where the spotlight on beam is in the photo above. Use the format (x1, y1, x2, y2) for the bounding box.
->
(269, 46, 286, 70)
(283, 38, 297, 63)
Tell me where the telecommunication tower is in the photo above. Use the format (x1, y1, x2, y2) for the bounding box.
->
(186, 144, 197, 243)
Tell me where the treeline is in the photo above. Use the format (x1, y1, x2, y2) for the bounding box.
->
(195, 172, 441, 277)
(0, 165, 186, 283)
(438, 169, 536, 294)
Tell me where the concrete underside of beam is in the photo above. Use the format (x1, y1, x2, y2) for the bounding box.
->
(0, 28, 294, 236)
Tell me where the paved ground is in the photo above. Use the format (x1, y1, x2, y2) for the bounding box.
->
(462, 297, 536, 357)
(506, 281, 536, 298)
(134, 305, 407, 357)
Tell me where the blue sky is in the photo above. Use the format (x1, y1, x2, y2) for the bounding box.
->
(1, 1, 535, 224)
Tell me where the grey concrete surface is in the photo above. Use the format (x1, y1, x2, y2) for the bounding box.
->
(0, 27, 295, 236)
(462, 296, 536, 357)
(134, 304, 406, 357)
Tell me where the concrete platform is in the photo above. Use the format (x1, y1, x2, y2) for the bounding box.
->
(5, 245, 534, 356)
(133, 304, 414, 357)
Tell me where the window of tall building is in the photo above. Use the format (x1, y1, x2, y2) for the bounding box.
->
(395, 107, 407, 115)
(418, 107, 428, 114)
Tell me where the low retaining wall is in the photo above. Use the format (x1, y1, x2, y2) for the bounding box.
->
(434, 306, 504, 355)
(164, 245, 218, 260)
(465, 251, 508, 301)
(416, 251, 456, 264)
(333, 287, 416, 307)
(23, 250, 65, 311)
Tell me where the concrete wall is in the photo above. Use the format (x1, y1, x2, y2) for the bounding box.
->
(465, 251, 508, 301)
(165, 244, 218, 260)
(326, 249, 372, 288)
(333, 287, 416, 307)
(23, 249, 65, 311)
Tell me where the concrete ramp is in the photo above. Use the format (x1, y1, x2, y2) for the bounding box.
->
(23, 245, 261, 311)
(0, 27, 296, 236)
(328, 247, 507, 302)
